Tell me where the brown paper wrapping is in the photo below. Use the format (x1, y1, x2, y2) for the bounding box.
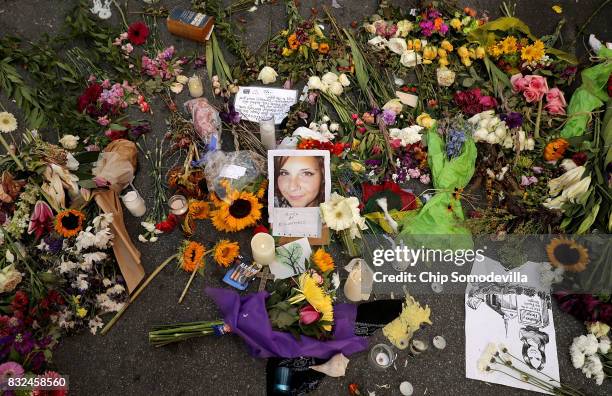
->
(93, 140, 144, 293)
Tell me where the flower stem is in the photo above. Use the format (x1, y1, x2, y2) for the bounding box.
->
(534, 99, 543, 139)
(101, 254, 178, 335)
(112, 0, 129, 30)
(178, 265, 200, 304)
(0, 134, 24, 170)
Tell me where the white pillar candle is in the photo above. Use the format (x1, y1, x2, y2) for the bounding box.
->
(259, 117, 276, 150)
(121, 190, 146, 217)
(251, 232, 275, 265)
(188, 75, 204, 98)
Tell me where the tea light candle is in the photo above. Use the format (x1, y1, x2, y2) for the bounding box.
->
(409, 339, 428, 356)
(168, 195, 188, 216)
(375, 352, 390, 366)
(251, 232, 275, 265)
(121, 190, 146, 217)
(188, 75, 204, 98)
(259, 117, 276, 150)
(369, 344, 395, 370)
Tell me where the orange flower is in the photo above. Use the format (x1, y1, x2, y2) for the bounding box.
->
(55, 209, 85, 238)
(213, 240, 240, 267)
(288, 33, 299, 50)
(434, 17, 444, 31)
(312, 248, 334, 272)
(180, 241, 206, 272)
(543, 138, 569, 161)
(464, 7, 477, 17)
(188, 200, 210, 220)
(318, 43, 330, 54)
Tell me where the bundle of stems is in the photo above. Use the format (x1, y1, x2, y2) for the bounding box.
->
(136, 137, 167, 223)
(149, 320, 225, 347)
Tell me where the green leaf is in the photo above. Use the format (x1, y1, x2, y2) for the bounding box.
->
(576, 200, 600, 234)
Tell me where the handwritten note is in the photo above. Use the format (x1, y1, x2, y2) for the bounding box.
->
(234, 86, 297, 124)
(272, 208, 321, 238)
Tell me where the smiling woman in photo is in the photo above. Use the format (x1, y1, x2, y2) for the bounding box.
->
(274, 156, 325, 208)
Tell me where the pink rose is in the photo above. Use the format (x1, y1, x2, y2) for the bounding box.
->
(299, 305, 321, 325)
(478, 95, 498, 109)
(510, 73, 528, 93)
(390, 139, 402, 149)
(545, 98, 566, 115)
(523, 75, 549, 103)
(546, 87, 566, 106)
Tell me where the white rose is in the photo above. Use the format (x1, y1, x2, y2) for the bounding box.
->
(170, 82, 184, 94)
(436, 68, 456, 87)
(502, 136, 514, 149)
(525, 138, 535, 150)
(364, 23, 376, 34)
(59, 135, 80, 150)
(383, 99, 403, 114)
(485, 133, 498, 144)
(257, 66, 278, 85)
(494, 125, 507, 139)
(396, 20, 413, 37)
(329, 123, 339, 132)
(176, 75, 189, 84)
(387, 38, 407, 55)
(307, 76, 322, 90)
(400, 50, 422, 67)
(319, 123, 329, 133)
(328, 81, 344, 96)
(473, 128, 489, 142)
(321, 72, 339, 85)
(338, 73, 350, 87)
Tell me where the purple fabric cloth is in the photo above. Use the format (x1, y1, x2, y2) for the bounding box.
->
(205, 287, 369, 359)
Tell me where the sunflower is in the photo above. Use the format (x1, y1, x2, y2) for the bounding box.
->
(0, 112, 18, 133)
(180, 241, 206, 272)
(213, 240, 240, 267)
(544, 138, 569, 161)
(296, 273, 334, 331)
(312, 248, 334, 272)
(546, 238, 589, 272)
(188, 200, 210, 220)
(210, 190, 262, 233)
(55, 209, 85, 238)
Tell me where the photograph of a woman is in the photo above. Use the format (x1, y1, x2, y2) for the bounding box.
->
(274, 156, 325, 208)
(268, 150, 331, 238)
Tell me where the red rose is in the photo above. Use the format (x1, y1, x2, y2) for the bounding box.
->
(11, 291, 29, 311)
(127, 21, 150, 45)
(77, 83, 102, 112)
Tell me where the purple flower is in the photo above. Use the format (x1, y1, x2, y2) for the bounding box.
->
(13, 332, 34, 355)
(419, 20, 435, 37)
(220, 105, 241, 124)
(44, 236, 64, 254)
(500, 112, 523, 129)
(129, 122, 151, 138)
(382, 109, 396, 126)
(0, 361, 24, 382)
(520, 175, 538, 186)
(194, 56, 206, 69)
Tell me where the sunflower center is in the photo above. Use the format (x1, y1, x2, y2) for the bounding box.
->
(61, 213, 80, 230)
(229, 199, 252, 218)
(553, 244, 580, 265)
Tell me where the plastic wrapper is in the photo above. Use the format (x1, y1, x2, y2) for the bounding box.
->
(184, 97, 222, 150)
(92, 139, 137, 193)
(204, 151, 263, 201)
(397, 129, 476, 249)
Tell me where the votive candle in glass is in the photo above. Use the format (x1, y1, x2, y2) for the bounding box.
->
(259, 116, 276, 150)
(168, 195, 188, 216)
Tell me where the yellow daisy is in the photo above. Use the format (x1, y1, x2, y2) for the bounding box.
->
(0, 112, 17, 133)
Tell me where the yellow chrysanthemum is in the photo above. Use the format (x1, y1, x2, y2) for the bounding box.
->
(213, 239, 240, 267)
(0, 112, 18, 133)
(312, 248, 334, 272)
(488, 44, 502, 58)
(521, 40, 545, 62)
(499, 36, 518, 54)
(297, 274, 334, 331)
(210, 190, 262, 233)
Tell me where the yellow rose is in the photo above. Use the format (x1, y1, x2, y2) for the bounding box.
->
(475, 46, 486, 59)
(423, 46, 437, 64)
(461, 57, 472, 67)
(350, 161, 365, 173)
(437, 48, 448, 58)
(416, 113, 435, 129)
(309, 38, 319, 50)
(413, 39, 422, 51)
(352, 139, 361, 150)
(441, 40, 453, 52)
(438, 57, 449, 67)
(457, 46, 469, 58)
(282, 47, 294, 57)
(407, 40, 414, 50)
(450, 18, 462, 30)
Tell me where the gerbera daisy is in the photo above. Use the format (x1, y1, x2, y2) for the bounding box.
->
(127, 21, 150, 46)
(180, 241, 206, 272)
(0, 112, 17, 133)
(55, 209, 85, 238)
(213, 240, 240, 267)
(546, 238, 589, 272)
(188, 200, 210, 220)
(312, 248, 334, 272)
(210, 190, 262, 233)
